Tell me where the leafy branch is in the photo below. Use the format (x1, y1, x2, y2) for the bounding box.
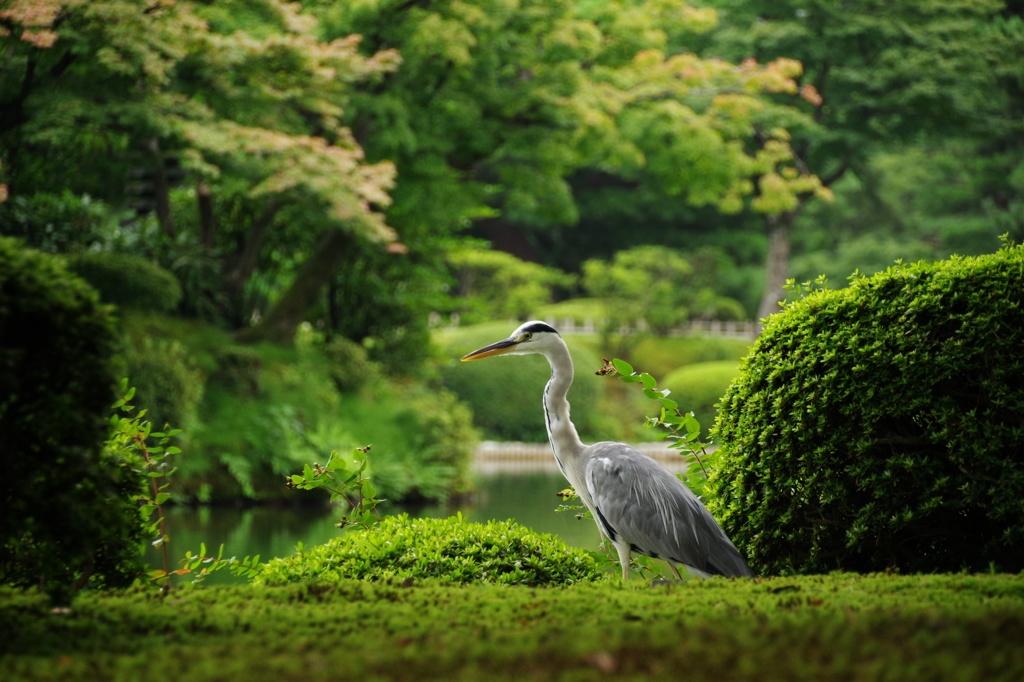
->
(107, 381, 180, 590)
(174, 544, 263, 585)
(108, 380, 264, 589)
(596, 357, 712, 481)
(284, 446, 384, 530)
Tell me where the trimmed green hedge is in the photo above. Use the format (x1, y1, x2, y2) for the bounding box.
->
(259, 515, 601, 586)
(66, 251, 182, 312)
(0, 238, 143, 603)
(712, 243, 1024, 575)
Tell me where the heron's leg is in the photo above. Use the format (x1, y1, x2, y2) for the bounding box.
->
(614, 541, 631, 581)
(668, 562, 684, 581)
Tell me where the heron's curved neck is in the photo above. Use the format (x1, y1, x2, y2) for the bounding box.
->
(542, 339, 585, 466)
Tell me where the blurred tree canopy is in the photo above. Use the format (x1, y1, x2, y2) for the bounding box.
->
(3, 0, 1019, 347)
(697, 0, 1023, 317)
(1, 0, 824, 350)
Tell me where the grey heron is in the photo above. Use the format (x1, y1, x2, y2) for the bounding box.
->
(462, 320, 754, 581)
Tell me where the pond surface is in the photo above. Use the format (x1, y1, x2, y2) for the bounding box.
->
(146, 472, 603, 584)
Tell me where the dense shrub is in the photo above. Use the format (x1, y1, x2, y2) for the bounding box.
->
(321, 335, 380, 393)
(0, 191, 116, 253)
(662, 360, 741, 436)
(0, 238, 144, 602)
(209, 346, 262, 396)
(437, 322, 605, 442)
(179, 338, 475, 503)
(447, 247, 574, 323)
(330, 385, 477, 501)
(123, 337, 204, 433)
(711, 243, 1024, 575)
(66, 252, 182, 312)
(259, 515, 601, 586)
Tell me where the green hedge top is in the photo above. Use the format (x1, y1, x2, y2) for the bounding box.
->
(65, 252, 181, 312)
(711, 242, 1024, 575)
(259, 515, 602, 586)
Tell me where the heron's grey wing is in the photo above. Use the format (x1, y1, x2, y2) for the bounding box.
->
(584, 442, 753, 578)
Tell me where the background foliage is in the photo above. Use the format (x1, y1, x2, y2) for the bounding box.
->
(2, 0, 1023, 517)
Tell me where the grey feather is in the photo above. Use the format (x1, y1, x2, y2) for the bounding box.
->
(585, 442, 753, 578)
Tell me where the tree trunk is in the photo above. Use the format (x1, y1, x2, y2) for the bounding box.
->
(196, 179, 216, 249)
(757, 210, 797, 322)
(238, 228, 354, 345)
(146, 138, 175, 237)
(221, 198, 281, 324)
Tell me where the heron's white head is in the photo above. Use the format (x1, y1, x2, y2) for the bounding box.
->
(460, 321, 562, 361)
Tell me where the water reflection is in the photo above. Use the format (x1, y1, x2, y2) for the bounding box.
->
(146, 472, 602, 584)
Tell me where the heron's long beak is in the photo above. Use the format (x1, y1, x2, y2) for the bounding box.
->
(461, 338, 517, 361)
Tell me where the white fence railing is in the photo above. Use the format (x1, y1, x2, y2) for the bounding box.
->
(473, 441, 704, 475)
(545, 318, 760, 339)
(433, 314, 761, 339)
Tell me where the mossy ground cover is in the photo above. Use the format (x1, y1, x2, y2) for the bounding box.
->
(3, 573, 1022, 681)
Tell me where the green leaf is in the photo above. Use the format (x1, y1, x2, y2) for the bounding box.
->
(361, 480, 377, 499)
(612, 358, 634, 376)
(639, 373, 656, 389)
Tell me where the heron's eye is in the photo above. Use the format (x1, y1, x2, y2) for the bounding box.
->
(522, 332, 533, 341)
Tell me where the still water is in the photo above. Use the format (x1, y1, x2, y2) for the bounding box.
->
(146, 472, 603, 584)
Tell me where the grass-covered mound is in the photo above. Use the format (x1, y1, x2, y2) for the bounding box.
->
(259, 515, 601, 586)
(712, 243, 1024, 575)
(2, 574, 1022, 680)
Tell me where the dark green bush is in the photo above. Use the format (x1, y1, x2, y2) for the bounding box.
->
(209, 346, 262, 395)
(381, 385, 478, 499)
(322, 335, 380, 392)
(437, 322, 604, 442)
(66, 252, 182, 312)
(123, 337, 204, 433)
(258, 515, 601, 586)
(711, 243, 1024, 575)
(0, 238, 144, 603)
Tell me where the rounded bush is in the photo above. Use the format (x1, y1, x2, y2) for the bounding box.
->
(322, 336, 380, 392)
(66, 251, 182, 312)
(258, 515, 601, 586)
(437, 322, 603, 442)
(0, 237, 143, 602)
(711, 244, 1024, 575)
